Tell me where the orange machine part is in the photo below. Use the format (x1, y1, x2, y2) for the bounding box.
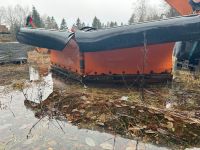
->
(165, 0, 192, 15)
(84, 43, 174, 76)
(50, 39, 81, 74)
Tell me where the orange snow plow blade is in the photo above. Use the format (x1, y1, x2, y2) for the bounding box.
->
(17, 15, 200, 83)
(165, 0, 192, 15)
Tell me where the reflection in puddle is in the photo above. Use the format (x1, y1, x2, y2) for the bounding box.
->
(0, 91, 168, 150)
(25, 66, 53, 103)
(29, 66, 40, 81)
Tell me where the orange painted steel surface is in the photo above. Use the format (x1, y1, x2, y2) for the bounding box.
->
(50, 42, 174, 77)
(165, 0, 192, 15)
(84, 43, 174, 76)
(50, 39, 81, 74)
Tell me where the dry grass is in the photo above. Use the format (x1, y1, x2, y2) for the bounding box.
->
(0, 64, 28, 85)
(28, 50, 50, 65)
(174, 70, 200, 89)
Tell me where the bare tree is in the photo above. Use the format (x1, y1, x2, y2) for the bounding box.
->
(3, 5, 29, 27)
(131, 0, 172, 22)
(14, 5, 30, 26)
(0, 6, 5, 25)
(128, 13, 136, 25)
(138, 0, 147, 22)
(146, 7, 162, 21)
(2, 5, 29, 38)
(3, 6, 16, 28)
(132, 0, 148, 22)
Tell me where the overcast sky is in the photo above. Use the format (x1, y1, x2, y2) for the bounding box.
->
(1, 0, 165, 27)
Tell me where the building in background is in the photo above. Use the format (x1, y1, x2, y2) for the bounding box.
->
(0, 25, 9, 33)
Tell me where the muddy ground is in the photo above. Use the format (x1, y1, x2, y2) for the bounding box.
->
(1, 51, 200, 150)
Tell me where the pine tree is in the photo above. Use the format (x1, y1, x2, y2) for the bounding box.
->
(76, 18, 82, 29)
(166, 7, 179, 18)
(51, 17, 55, 29)
(114, 22, 118, 26)
(110, 21, 115, 27)
(50, 16, 58, 29)
(60, 18, 68, 30)
(101, 23, 105, 28)
(106, 22, 110, 28)
(128, 14, 135, 25)
(54, 23, 58, 30)
(92, 16, 101, 29)
(45, 16, 51, 29)
(44, 16, 58, 29)
(32, 6, 43, 28)
(81, 22, 85, 28)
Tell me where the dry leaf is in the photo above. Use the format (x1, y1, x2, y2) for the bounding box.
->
(115, 104, 122, 108)
(121, 103, 129, 107)
(97, 122, 105, 126)
(80, 96, 87, 100)
(86, 101, 91, 104)
(131, 106, 136, 109)
(164, 115, 174, 121)
(139, 110, 144, 113)
(145, 130, 156, 134)
(99, 114, 106, 123)
(86, 112, 93, 118)
(144, 89, 155, 95)
(63, 105, 69, 108)
(72, 109, 79, 113)
(157, 128, 168, 135)
(128, 127, 141, 135)
(172, 128, 175, 132)
(166, 122, 174, 129)
(121, 96, 129, 101)
(79, 109, 86, 114)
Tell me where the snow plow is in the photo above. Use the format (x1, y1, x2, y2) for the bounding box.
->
(16, 0, 200, 83)
(166, 0, 200, 71)
(165, 0, 192, 15)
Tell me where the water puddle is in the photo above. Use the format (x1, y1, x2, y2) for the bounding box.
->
(0, 65, 170, 150)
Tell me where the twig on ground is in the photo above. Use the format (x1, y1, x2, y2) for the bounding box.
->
(55, 119, 65, 134)
(27, 116, 45, 139)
